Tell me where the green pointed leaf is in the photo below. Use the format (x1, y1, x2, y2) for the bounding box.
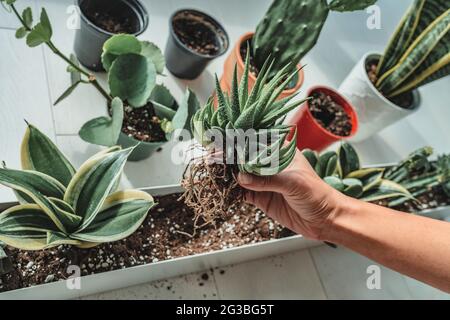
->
(230, 64, 240, 122)
(21, 124, 75, 186)
(0, 204, 58, 250)
(22, 7, 32, 28)
(79, 97, 124, 147)
(46, 231, 81, 247)
(69, 54, 81, 85)
(109, 53, 156, 108)
(239, 44, 251, 110)
(302, 149, 318, 169)
(64, 147, 133, 231)
(72, 190, 154, 243)
(361, 180, 415, 202)
(47, 197, 82, 232)
(26, 8, 52, 47)
(315, 151, 338, 178)
(54, 80, 82, 106)
(338, 143, 360, 177)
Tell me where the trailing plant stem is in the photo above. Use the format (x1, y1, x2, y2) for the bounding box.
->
(11, 3, 112, 103)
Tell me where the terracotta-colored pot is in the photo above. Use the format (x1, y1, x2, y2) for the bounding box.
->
(288, 86, 359, 152)
(219, 32, 304, 99)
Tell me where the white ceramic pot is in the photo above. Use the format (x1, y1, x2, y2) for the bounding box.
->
(338, 53, 421, 142)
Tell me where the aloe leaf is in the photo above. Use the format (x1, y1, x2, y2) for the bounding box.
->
(79, 97, 124, 147)
(109, 53, 156, 108)
(21, 124, 75, 186)
(64, 148, 133, 231)
(230, 65, 241, 122)
(72, 190, 154, 243)
(0, 204, 58, 250)
(239, 44, 251, 110)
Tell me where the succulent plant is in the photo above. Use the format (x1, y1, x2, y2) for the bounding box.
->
(385, 148, 450, 207)
(2, 0, 199, 150)
(303, 143, 414, 202)
(375, 0, 450, 98)
(0, 124, 155, 250)
(192, 52, 308, 175)
(252, 0, 377, 78)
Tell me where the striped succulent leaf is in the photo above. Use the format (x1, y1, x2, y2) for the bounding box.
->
(191, 54, 307, 176)
(376, 0, 450, 98)
(0, 242, 12, 275)
(21, 124, 75, 186)
(0, 124, 155, 251)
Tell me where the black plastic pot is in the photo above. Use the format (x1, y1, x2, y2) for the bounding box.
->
(165, 9, 229, 79)
(74, 0, 149, 71)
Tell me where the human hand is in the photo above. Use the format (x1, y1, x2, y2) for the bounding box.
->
(238, 149, 346, 240)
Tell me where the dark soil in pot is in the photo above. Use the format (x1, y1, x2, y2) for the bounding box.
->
(0, 194, 293, 292)
(172, 14, 220, 56)
(366, 60, 414, 109)
(309, 91, 353, 137)
(82, 5, 137, 34)
(121, 103, 166, 143)
(239, 39, 298, 90)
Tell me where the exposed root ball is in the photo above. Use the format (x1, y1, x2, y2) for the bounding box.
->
(180, 157, 244, 225)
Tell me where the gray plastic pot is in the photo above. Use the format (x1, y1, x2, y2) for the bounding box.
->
(117, 132, 166, 162)
(165, 9, 229, 79)
(74, 0, 149, 71)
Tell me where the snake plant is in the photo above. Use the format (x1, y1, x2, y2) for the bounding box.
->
(385, 148, 450, 207)
(375, 0, 450, 98)
(253, 0, 377, 79)
(192, 51, 308, 175)
(2, 0, 199, 149)
(303, 143, 415, 203)
(0, 123, 155, 250)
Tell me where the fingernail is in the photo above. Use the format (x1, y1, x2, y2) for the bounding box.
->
(238, 173, 253, 185)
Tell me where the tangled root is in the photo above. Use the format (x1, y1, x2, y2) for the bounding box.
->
(180, 155, 244, 226)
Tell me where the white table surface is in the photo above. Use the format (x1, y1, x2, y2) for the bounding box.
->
(0, 0, 449, 299)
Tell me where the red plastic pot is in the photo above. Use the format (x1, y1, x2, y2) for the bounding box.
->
(288, 86, 358, 152)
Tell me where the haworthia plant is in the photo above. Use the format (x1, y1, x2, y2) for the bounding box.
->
(375, 0, 450, 98)
(253, 0, 377, 78)
(0, 124, 155, 251)
(192, 53, 308, 176)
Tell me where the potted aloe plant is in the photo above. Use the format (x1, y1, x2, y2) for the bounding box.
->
(3, 0, 200, 161)
(74, 0, 149, 71)
(220, 0, 377, 99)
(339, 0, 450, 142)
(165, 9, 229, 79)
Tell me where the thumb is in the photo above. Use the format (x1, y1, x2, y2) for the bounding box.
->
(238, 172, 288, 194)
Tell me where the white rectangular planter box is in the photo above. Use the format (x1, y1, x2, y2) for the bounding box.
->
(1, 182, 449, 300)
(0, 184, 320, 300)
